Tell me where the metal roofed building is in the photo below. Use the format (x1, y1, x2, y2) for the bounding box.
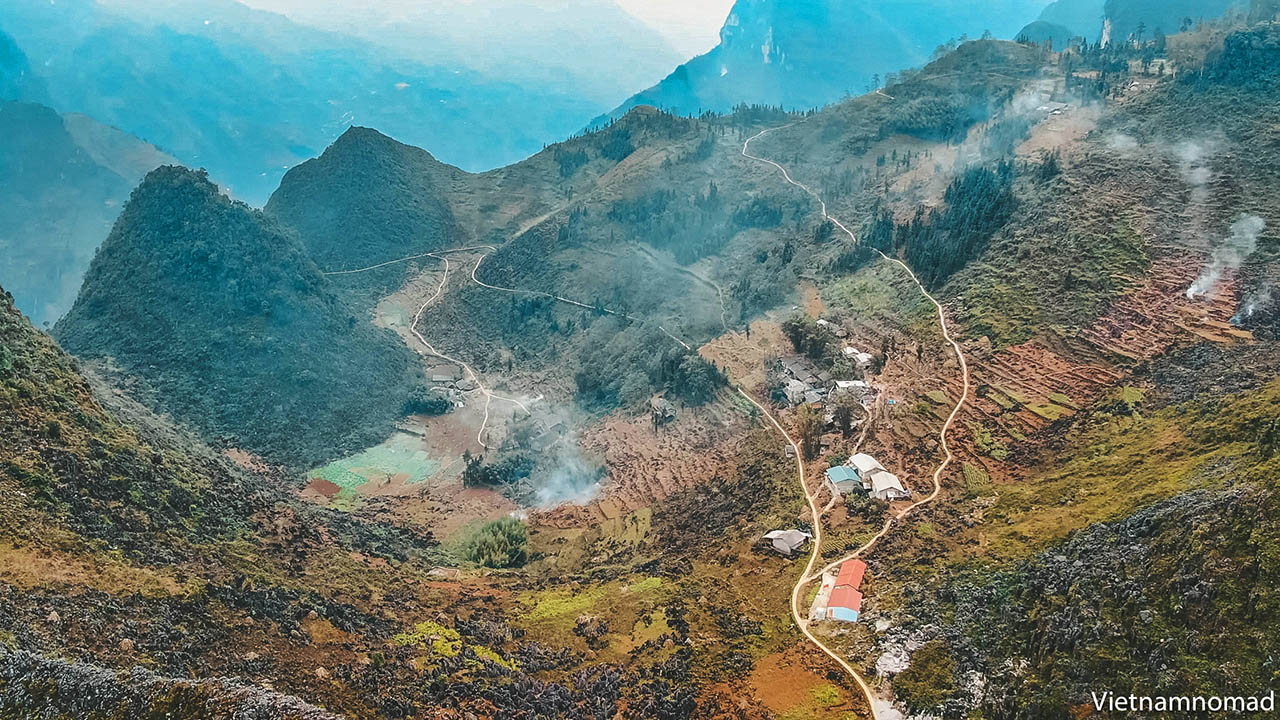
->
(825, 465, 861, 494)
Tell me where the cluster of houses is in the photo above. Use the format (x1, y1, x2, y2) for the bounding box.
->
(429, 366, 477, 393)
(778, 352, 876, 408)
(825, 452, 910, 501)
(810, 558, 868, 623)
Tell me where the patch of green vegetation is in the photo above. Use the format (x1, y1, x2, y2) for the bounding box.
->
(983, 387, 1018, 410)
(809, 683, 843, 708)
(468, 644, 519, 671)
(310, 433, 442, 491)
(925, 390, 950, 405)
(963, 463, 995, 498)
(1047, 392, 1078, 409)
(984, 379, 1280, 559)
(1119, 385, 1145, 404)
(916, 522, 936, 538)
(394, 620, 462, 658)
(967, 422, 1010, 461)
(1026, 402, 1071, 421)
(893, 640, 957, 713)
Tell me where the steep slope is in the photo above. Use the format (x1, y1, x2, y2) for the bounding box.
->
(0, 100, 174, 328)
(0, 0, 605, 203)
(1104, 0, 1246, 42)
(265, 127, 464, 283)
(1018, 0, 1105, 42)
(53, 166, 418, 467)
(0, 28, 45, 102)
(595, 0, 1048, 124)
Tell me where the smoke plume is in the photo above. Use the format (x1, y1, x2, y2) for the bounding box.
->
(1187, 214, 1266, 299)
(532, 443, 604, 507)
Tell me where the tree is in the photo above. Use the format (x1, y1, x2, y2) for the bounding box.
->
(832, 395, 860, 437)
(403, 385, 451, 416)
(795, 404, 823, 460)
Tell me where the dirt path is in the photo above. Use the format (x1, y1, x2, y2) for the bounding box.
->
(743, 124, 973, 719)
(469, 246, 692, 350)
(404, 250, 530, 449)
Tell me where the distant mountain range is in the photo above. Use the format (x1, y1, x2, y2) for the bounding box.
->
(0, 0, 635, 204)
(594, 0, 1051, 124)
(0, 99, 175, 328)
(1016, 0, 1250, 46)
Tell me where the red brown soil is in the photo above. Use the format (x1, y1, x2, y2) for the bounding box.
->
(747, 645, 866, 718)
(534, 397, 747, 529)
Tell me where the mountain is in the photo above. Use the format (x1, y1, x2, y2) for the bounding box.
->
(53, 166, 420, 467)
(594, 0, 1050, 124)
(264, 127, 464, 280)
(0, 100, 174, 328)
(1020, 0, 1105, 41)
(0, 28, 44, 102)
(236, 0, 686, 111)
(1103, 0, 1246, 41)
(0, 0, 609, 203)
(1015, 19, 1080, 48)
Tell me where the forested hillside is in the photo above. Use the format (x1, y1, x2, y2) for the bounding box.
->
(266, 127, 464, 291)
(53, 167, 419, 467)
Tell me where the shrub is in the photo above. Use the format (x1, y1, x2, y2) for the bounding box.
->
(465, 517, 529, 568)
(403, 385, 451, 416)
(893, 640, 957, 712)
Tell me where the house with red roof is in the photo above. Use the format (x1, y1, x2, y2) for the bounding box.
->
(827, 559, 867, 622)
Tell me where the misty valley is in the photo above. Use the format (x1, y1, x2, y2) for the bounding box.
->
(2, 1, 1280, 719)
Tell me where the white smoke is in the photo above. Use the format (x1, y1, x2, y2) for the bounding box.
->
(532, 443, 603, 507)
(1187, 215, 1267, 299)
(1175, 140, 1216, 190)
(1105, 133, 1139, 152)
(1232, 284, 1275, 326)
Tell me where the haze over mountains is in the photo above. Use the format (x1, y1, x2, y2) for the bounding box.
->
(596, 0, 1052, 123)
(0, 0, 675, 204)
(4, 2, 1280, 717)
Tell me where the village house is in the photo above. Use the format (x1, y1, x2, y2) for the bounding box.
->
(848, 453, 886, 489)
(827, 559, 867, 622)
(868, 470, 909, 501)
(825, 465, 861, 495)
(842, 345, 875, 368)
(763, 529, 811, 556)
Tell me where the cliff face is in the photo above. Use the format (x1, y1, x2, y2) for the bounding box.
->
(595, 0, 1047, 125)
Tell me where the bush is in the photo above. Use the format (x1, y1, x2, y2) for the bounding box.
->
(893, 640, 957, 713)
(403, 385, 451, 416)
(464, 517, 529, 568)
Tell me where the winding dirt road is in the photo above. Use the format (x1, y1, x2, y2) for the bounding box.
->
(742, 124, 972, 719)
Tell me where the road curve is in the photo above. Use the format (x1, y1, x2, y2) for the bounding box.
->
(735, 387, 882, 718)
(404, 251, 530, 449)
(743, 124, 973, 719)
